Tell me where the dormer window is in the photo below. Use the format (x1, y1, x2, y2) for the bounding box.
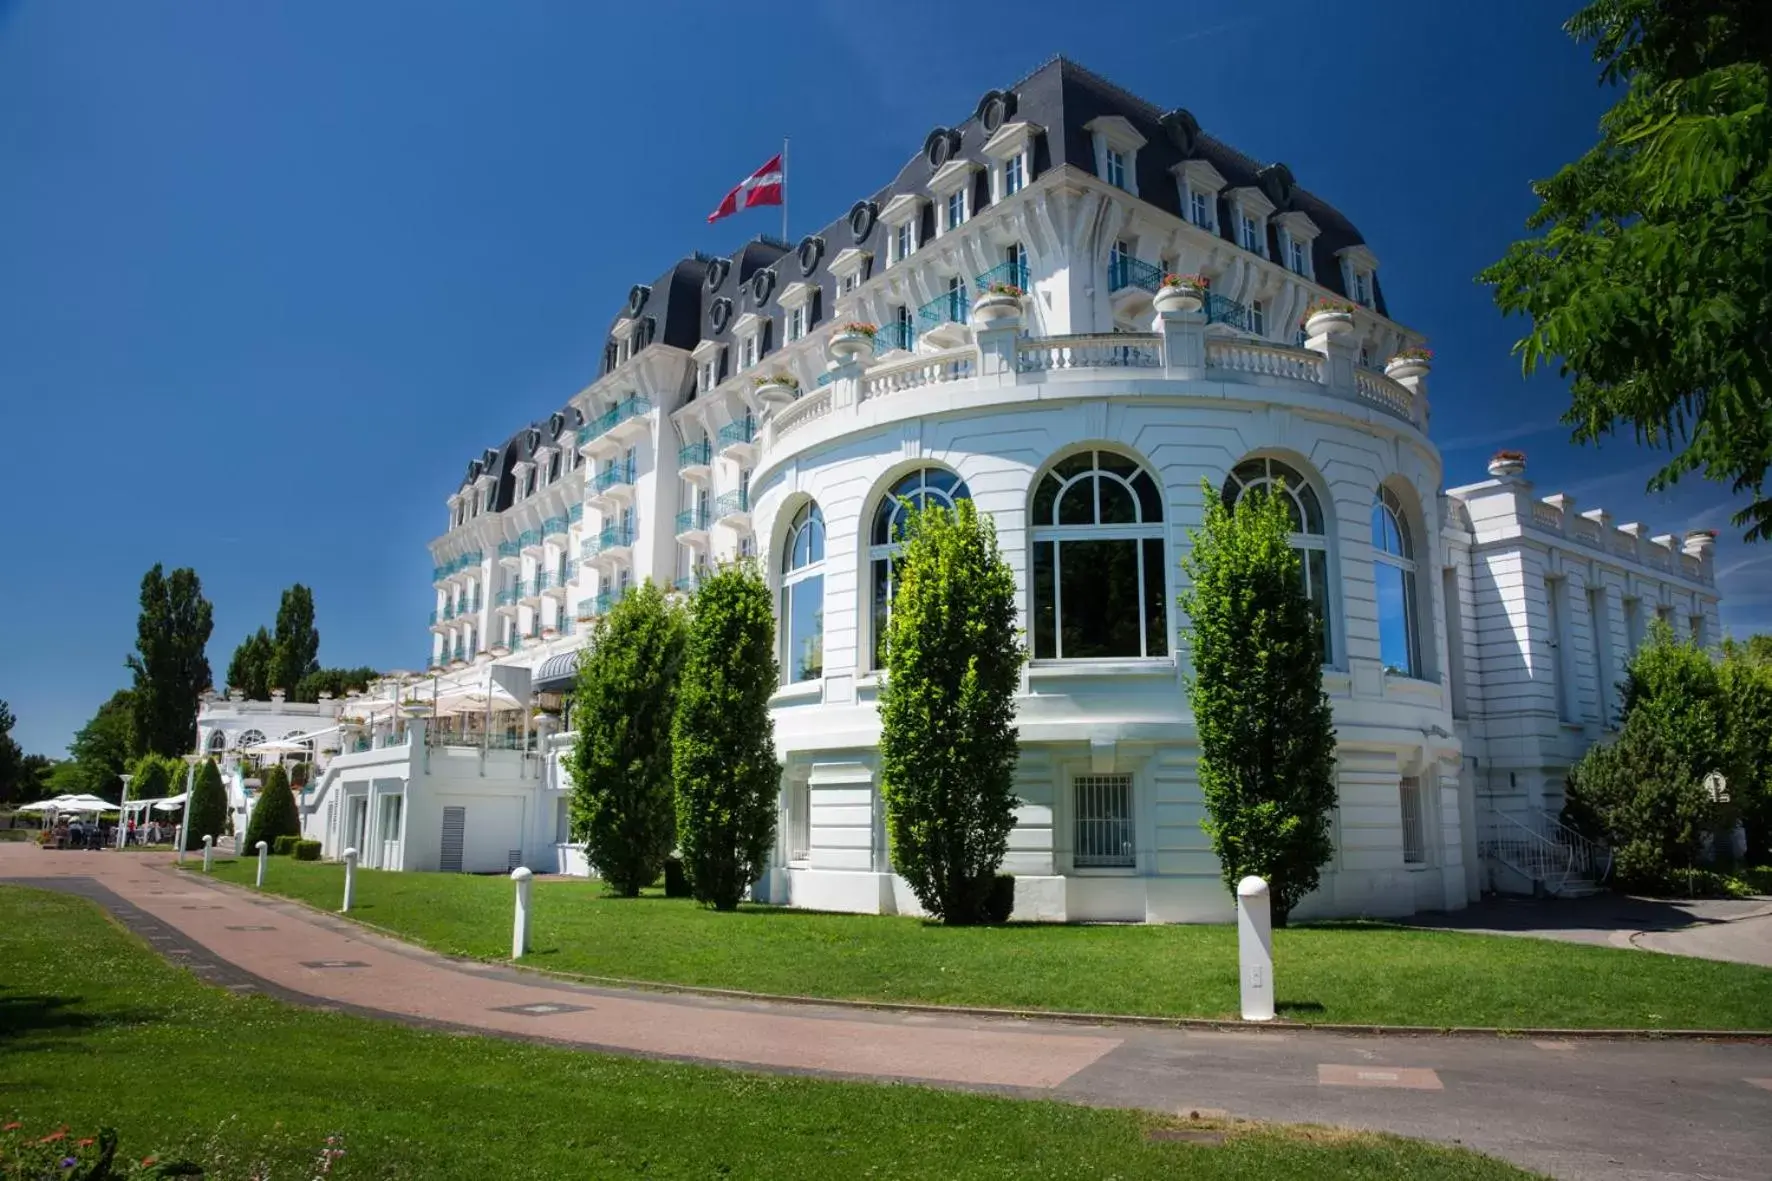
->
(1288, 238, 1309, 274)
(880, 193, 927, 266)
(1085, 115, 1146, 198)
(946, 189, 966, 231)
(549, 451, 561, 481)
(1239, 211, 1260, 253)
(894, 222, 913, 262)
(742, 334, 758, 370)
(778, 280, 818, 344)
(1336, 244, 1380, 310)
(1228, 186, 1276, 260)
(787, 305, 805, 341)
(981, 120, 1042, 205)
(1172, 158, 1226, 236)
(1354, 272, 1372, 306)
(929, 156, 980, 237)
(829, 247, 872, 299)
(1275, 211, 1319, 280)
(1190, 190, 1212, 228)
(1004, 154, 1024, 195)
(1104, 148, 1126, 189)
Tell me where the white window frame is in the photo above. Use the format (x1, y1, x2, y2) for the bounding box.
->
(1072, 772, 1137, 871)
(867, 467, 972, 670)
(894, 221, 914, 263)
(1399, 776, 1427, 865)
(1104, 147, 1127, 190)
(981, 120, 1041, 204)
(741, 333, 758, 371)
(1224, 458, 1336, 667)
(880, 193, 926, 267)
(1003, 152, 1025, 196)
(1085, 115, 1145, 198)
(1172, 159, 1226, 236)
(1250, 299, 1266, 337)
(1337, 245, 1381, 310)
(787, 305, 804, 341)
(780, 501, 825, 685)
(946, 187, 966, 231)
(1373, 486, 1423, 679)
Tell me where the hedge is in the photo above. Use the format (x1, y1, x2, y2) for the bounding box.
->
(292, 840, 321, 862)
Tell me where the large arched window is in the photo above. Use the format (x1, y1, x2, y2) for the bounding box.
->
(1222, 457, 1334, 664)
(237, 729, 267, 751)
(1372, 485, 1422, 677)
(1030, 449, 1168, 660)
(780, 502, 826, 684)
(869, 467, 972, 669)
(206, 730, 227, 754)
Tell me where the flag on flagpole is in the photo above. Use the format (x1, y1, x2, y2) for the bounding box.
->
(707, 153, 784, 224)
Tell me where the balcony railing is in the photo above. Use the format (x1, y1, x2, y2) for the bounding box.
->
(716, 419, 755, 449)
(593, 589, 618, 615)
(568, 502, 584, 522)
(541, 515, 570, 539)
(497, 540, 521, 559)
(592, 461, 635, 493)
(494, 587, 521, 607)
(517, 529, 543, 550)
(585, 525, 633, 556)
(577, 395, 652, 446)
(532, 572, 554, 594)
(974, 259, 1029, 292)
(714, 490, 750, 520)
(675, 508, 710, 533)
(1204, 292, 1255, 332)
(916, 287, 969, 330)
(678, 440, 712, 468)
(432, 551, 482, 581)
(673, 573, 707, 594)
(875, 320, 916, 354)
(1107, 255, 1162, 294)
(428, 610, 440, 626)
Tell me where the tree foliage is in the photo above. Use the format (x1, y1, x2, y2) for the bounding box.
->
(66, 690, 138, 803)
(1179, 480, 1338, 926)
(1480, 0, 1772, 539)
(1719, 636, 1772, 863)
(226, 628, 275, 701)
(0, 699, 22, 808)
(672, 564, 781, 910)
(245, 763, 302, 850)
(1565, 621, 1728, 885)
(184, 759, 228, 851)
(569, 582, 686, 897)
(128, 753, 184, 802)
(271, 585, 321, 697)
(128, 565, 214, 757)
(294, 666, 378, 703)
(878, 500, 1026, 925)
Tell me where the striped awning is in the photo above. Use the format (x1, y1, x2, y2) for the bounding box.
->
(533, 649, 583, 694)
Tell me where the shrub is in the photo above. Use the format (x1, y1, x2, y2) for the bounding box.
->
(982, 874, 1016, 924)
(879, 500, 1026, 925)
(672, 564, 780, 911)
(182, 760, 227, 852)
(1720, 640, 1772, 863)
(128, 753, 184, 803)
(292, 839, 321, 861)
(570, 582, 686, 897)
(1179, 478, 1338, 926)
(244, 764, 300, 851)
(271, 834, 301, 856)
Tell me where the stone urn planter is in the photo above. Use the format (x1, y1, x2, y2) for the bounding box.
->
(1304, 308, 1355, 338)
(827, 324, 877, 365)
(1153, 283, 1205, 314)
(971, 287, 1024, 325)
(1487, 451, 1526, 478)
(1385, 351, 1432, 381)
(399, 701, 431, 721)
(752, 377, 798, 405)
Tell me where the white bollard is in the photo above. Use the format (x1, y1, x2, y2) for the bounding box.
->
(175, 825, 185, 864)
(510, 867, 533, 959)
(202, 835, 215, 874)
(342, 848, 358, 913)
(1237, 875, 1275, 1022)
(255, 840, 268, 888)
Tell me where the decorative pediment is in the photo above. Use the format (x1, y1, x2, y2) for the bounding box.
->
(928, 157, 982, 196)
(1083, 114, 1146, 152)
(981, 121, 1043, 160)
(879, 192, 928, 226)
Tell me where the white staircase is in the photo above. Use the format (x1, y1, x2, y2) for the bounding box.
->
(1481, 808, 1612, 898)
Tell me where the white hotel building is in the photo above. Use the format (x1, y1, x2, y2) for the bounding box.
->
(292, 60, 1721, 920)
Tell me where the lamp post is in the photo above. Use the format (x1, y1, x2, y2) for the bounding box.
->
(117, 775, 133, 849)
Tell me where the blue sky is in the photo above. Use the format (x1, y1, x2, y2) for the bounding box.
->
(2, 0, 1765, 756)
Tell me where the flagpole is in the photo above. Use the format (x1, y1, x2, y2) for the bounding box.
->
(781, 137, 789, 243)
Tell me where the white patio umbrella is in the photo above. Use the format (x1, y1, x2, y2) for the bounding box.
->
(152, 793, 188, 813)
(51, 794, 114, 813)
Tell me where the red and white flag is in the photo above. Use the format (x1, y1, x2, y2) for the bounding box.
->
(707, 153, 784, 224)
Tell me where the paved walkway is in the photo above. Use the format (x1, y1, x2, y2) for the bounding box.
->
(3, 845, 1770, 1181)
(1404, 893, 1772, 967)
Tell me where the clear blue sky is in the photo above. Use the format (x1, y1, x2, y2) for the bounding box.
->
(2, 0, 1764, 756)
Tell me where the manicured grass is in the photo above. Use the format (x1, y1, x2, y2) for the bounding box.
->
(0, 886, 1534, 1180)
(201, 859, 1772, 1030)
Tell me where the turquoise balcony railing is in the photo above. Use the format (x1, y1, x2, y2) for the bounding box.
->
(497, 540, 521, 559)
(585, 525, 633, 556)
(716, 419, 755, 449)
(974, 259, 1029, 292)
(532, 572, 554, 594)
(815, 370, 833, 387)
(517, 529, 542, 549)
(432, 566, 449, 582)
(495, 588, 520, 608)
(678, 440, 712, 467)
(1205, 292, 1255, 332)
(451, 641, 466, 662)
(593, 590, 614, 615)
(675, 508, 709, 533)
(433, 551, 480, 582)
(673, 573, 706, 594)
(577, 395, 653, 447)
(568, 502, 584, 522)
(592, 462, 635, 493)
(541, 515, 570, 539)
(1107, 255, 1162, 294)
(714, 490, 749, 519)
(463, 592, 482, 613)
(916, 287, 969, 330)
(559, 617, 576, 636)
(556, 558, 571, 584)
(428, 610, 440, 626)
(875, 320, 916, 354)
(510, 635, 525, 653)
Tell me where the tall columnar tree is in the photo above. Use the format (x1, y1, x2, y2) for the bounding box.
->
(569, 582, 686, 897)
(67, 689, 138, 802)
(127, 753, 183, 802)
(1720, 638, 1772, 863)
(672, 564, 781, 910)
(226, 628, 275, 700)
(271, 585, 321, 698)
(878, 500, 1026, 925)
(128, 564, 214, 757)
(1180, 479, 1338, 926)
(1566, 621, 1730, 885)
(0, 699, 22, 808)
(184, 758, 228, 851)
(1480, 0, 1772, 539)
(244, 763, 301, 850)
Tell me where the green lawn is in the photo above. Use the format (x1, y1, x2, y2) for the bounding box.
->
(200, 859, 1772, 1030)
(0, 886, 1535, 1180)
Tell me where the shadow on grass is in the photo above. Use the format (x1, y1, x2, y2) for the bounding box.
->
(1275, 1000, 1326, 1015)
(0, 989, 153, 1050)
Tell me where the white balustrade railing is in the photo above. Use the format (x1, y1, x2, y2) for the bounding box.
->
(1206, 339, 1324, 383)
(1481, 807, 1610, 896)
(1353, 368, 1415, 419)
(1016, 333, 1161, 372)
(1531, 502, 1564, 531)
(862, 348, 976, 400)
(773, 388, 832, 438)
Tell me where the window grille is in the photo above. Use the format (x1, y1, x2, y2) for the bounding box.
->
(1400, 777, 1426, 864)
(1074, 774, 1135, 868)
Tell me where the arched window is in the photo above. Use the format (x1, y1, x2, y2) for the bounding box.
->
(237, 729, 266, 751)
(1372, 485, 1421, 677)
(1222, 457, 1334, 664)
(1030, 449, 1168, 659)
(206, 730, 227, 754)
(780, 502, 826, 684)
(869, 467, 972, 669)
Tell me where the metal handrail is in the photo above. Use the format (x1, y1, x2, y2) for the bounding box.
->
(1535, 807, 1614, 885)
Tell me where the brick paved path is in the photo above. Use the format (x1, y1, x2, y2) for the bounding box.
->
(4, 844, 1770, 1181)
